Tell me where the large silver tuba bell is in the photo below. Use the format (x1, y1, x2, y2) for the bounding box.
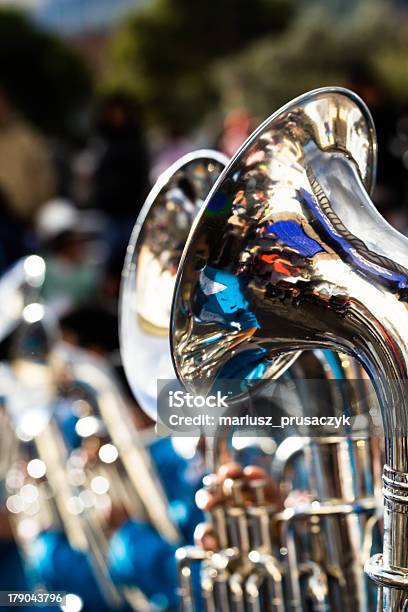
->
(171, 87, 408, 611)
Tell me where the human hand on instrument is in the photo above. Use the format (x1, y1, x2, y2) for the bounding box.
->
(193, 462, 283, 551)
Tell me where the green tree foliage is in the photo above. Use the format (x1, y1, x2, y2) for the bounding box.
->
(108, 0, 295, 132)
(210, 0, 404, 119)
(0, 9, 92, 135)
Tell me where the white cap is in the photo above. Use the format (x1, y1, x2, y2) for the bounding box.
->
(36, 199, 80, 243)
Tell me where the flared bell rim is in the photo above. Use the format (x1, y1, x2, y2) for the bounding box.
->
(119, 148, 229, 418)
(206, 87, 376, 202)
(170, 87, 377, 392)
(120, 148, 230, 288)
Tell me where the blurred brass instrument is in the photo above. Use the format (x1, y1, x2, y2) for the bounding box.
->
(0, 255, 126, 607)
(171, 88, 408, 611)
(1, 255, 175, 609)
(120, 148, 232, 489)
(0, 255, 46, 342)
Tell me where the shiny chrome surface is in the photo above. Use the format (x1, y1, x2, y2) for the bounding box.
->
(171, 88, 377, 393)
(120, 150, 228, 419)
(0, 255, 46, 342)
(171, 87, 407, 610)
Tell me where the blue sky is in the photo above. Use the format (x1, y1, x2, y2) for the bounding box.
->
(0, 0, 145, 34)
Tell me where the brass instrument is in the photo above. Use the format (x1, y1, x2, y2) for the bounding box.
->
(0, 255, 46, 342)
(0, 258, 123, 607)
(174, 349, 384, 611)
(50, 342, 169, 610)
(1, 256, 166, 609)
(119, 147, 299, 475)
(120, 149, 229, 421)
(171, 88, 408, 611)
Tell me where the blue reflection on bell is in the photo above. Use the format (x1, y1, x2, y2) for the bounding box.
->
(194, 266, 259, 331)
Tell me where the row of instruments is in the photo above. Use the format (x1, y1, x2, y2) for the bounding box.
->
(1, 87, 407, 611)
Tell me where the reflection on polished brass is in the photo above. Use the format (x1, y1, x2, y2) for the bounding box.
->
(171, 87, 408, 610)
(120, 150, 228, 419)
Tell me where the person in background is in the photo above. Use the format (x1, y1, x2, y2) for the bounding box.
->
(0, 89, 54, 224)
(36, 199, 104, 318)
(150, 125, 195, 181)
(92, 92, 150, 280)
(216, 108, 253, 159)
(346, 66, 408, 231)
(0, 188, 27, 273)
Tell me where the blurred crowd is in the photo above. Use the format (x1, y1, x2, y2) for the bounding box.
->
(0, 85, 263, 366)
(0, 90, 148, 305)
